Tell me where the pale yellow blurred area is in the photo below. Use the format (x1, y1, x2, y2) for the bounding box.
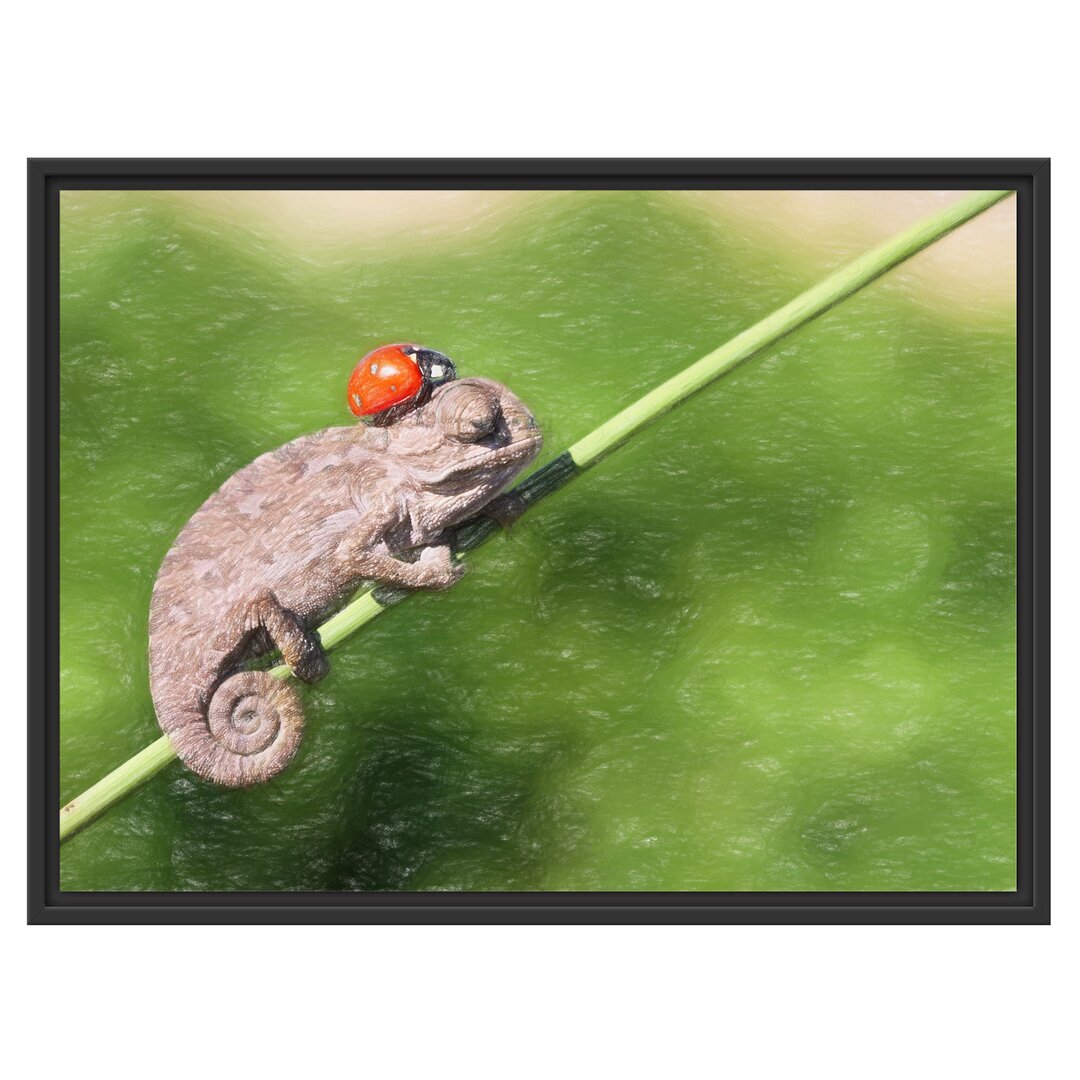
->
(170, 188, 1015, 319)
(675, 190, 1015, 319)
(173, 190, 565, 251)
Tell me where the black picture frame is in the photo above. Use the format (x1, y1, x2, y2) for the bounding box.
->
(29, 158, 1050, 924)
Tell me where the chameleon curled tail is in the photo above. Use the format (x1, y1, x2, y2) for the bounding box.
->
(163, 671, 306, 789)
(152, 585, 331, 786)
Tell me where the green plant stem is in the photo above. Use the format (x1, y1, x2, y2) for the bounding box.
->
(58, 188, 1012, 843)
(60, 735, 176, 840)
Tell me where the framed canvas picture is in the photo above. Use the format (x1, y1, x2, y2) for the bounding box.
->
(28, 158, 1049, 923)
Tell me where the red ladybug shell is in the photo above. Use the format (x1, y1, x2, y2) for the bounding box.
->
(347, 345, 425, 417)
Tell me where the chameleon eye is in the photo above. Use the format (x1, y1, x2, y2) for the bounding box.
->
(435, 382, 499, 443)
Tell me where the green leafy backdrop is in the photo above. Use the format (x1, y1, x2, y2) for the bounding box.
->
(59, 191, 1015, 891)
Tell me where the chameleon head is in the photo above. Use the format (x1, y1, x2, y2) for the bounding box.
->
(391, 377, 543, 496)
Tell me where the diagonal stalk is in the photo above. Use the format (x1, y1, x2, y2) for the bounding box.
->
(59, 188, 1013, 843)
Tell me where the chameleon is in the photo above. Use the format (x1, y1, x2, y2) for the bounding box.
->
(148, 376, 542, 787)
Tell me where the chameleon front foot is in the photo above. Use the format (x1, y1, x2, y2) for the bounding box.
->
(481, 490, 529, 531)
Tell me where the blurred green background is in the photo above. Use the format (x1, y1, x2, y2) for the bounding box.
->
(59, 190, 1015, 891)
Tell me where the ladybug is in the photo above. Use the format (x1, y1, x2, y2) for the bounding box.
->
(347, 343, 457, 425)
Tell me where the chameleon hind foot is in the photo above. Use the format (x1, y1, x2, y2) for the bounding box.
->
(245, 589, 330, 684)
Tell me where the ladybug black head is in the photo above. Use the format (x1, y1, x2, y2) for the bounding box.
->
(403, 345, 457, 389)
